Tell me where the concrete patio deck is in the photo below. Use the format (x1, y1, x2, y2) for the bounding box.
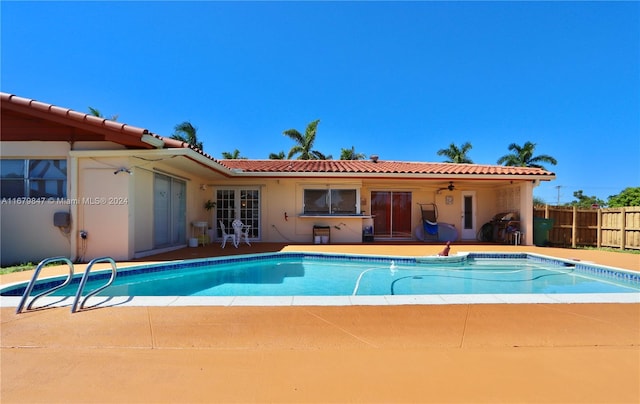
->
(1, 243, 639, 403)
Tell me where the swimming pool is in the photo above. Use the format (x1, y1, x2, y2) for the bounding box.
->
(2, 252, 639, 307)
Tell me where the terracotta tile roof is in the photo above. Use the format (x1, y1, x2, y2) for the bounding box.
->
(1, 92, 554, 180)
(219, 159, 555, 177)
(1, 92, 226, 159)
(1, 92, 165, 149)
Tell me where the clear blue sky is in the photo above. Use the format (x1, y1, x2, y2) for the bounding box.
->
(2, 1, 638, 204)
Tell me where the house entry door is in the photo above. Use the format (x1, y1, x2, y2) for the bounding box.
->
(371, 191, 412, 239)
(460, 191, 477, 240)
(153, 173, 186, 248)
(216, 188, 260, 240)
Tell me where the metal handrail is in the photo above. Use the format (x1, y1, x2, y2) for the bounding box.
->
(71, 257, 118, 313)
(16, 257, 75, 314)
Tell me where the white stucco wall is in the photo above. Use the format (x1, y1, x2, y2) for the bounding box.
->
(207, 177, 535, 244)
(0, 203, 72, 266)
(1, 142, 72, 266)
(75, 157, 132, 261)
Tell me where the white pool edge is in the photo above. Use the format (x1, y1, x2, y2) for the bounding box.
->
(2, 292, 639, 309)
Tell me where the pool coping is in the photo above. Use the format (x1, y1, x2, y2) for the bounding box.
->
(1, 251, 639, 308)
(1, 292, 639, 309)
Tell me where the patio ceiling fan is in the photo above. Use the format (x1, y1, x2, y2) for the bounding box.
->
(437, 181, 455, 193)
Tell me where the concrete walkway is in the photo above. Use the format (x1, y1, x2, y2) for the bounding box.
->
(1, 243, 639, 403)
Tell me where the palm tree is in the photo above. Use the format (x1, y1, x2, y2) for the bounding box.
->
(171, 121, 203, 151)
(496, 141, 557, 170)
(436, 142, 474, 163)
(283, 119, 329, 160)
(221, 149, 245, 159)
(88, 107, 118, 121)
(268, 151, 286, 159)
(340, 146, 366, 160)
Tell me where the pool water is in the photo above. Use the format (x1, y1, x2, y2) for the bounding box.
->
(24, 255, 640, 297)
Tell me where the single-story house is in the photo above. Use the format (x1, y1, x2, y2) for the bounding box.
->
(1, 92, 555, 266)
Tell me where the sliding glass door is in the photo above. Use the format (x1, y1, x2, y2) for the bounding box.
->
(371, 191, 412, 239)
(153, 173, 186, 248)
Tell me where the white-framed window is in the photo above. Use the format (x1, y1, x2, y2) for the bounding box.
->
(303, 188, 359, 215)
(0, 159, 67, 198)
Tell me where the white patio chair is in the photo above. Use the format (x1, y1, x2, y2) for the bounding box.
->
(232, 219, 251, 247)
(219, 221, 237, 248)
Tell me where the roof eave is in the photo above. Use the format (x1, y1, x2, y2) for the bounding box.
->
(222, 171, 556, 181)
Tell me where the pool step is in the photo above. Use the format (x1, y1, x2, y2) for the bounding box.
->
(415, 252, 469, 264)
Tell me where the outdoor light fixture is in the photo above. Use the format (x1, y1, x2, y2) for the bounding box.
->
(114, 167, 132, 175)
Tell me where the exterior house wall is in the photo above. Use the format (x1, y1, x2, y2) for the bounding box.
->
(207, 178, 527, 244)
(261, 179, 294, 242)
(69, 152, 215, 261)
(520, 181, 535, 245)
(1, 142, 72, 266)
(475, 188, 500, 229)
(191, 177, 216, 229)
(0, 141, 156, 265)
(208, 177, 370, 244)
(131, 170, 535, 251)
(2, 148, 542, 267)
(75, 156, 132, 262)
(431, 189, 461, 229)
(1, 203, 72, 266)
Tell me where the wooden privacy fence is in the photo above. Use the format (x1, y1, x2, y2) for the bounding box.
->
(533, 205, 640, 250)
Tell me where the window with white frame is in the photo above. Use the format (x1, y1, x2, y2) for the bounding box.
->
(0, 159, 67, 199)
(303, 188, 358, 215)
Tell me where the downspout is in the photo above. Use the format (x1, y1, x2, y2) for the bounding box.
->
(69, 156, 79, 262)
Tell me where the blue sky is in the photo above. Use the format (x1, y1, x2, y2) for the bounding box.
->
(2, 1, 638, 204)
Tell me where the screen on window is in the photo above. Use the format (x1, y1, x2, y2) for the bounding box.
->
(303, 189, 329, 214)
(303, 189, 357, 214)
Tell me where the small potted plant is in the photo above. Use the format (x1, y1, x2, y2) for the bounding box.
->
(204, 200, 216, 240)
(204, 200, 216, 211)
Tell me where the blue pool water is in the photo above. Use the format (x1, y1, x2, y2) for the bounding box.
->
(2, 252, 639, 297)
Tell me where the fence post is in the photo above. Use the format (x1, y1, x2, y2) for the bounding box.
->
(596, 208, 602, 248)
(571, 205, 577, 248)
(620, 208, 626, 249)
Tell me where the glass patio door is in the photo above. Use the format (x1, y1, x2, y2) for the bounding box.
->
(153, 173, 186, 248)
(371, 191, 412, 239)
(215, 188, 260, 240)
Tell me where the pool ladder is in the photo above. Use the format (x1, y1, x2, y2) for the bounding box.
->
(16, 256, 118, 314)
